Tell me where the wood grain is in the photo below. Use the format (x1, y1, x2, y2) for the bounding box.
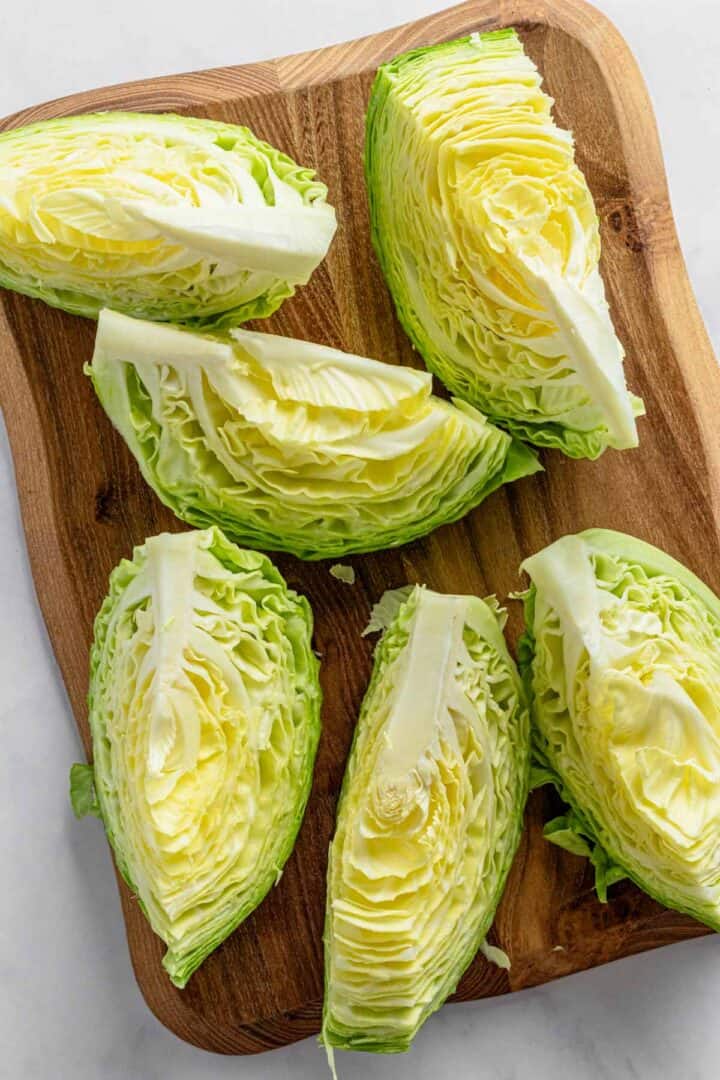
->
(1, 0, 718, 1055)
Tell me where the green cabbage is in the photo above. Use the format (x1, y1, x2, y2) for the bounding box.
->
(70, 527, 321, 987)
(366, 29, 643, 459)
(0, 111, 335, 325)
(323, 586, 529, 1055)
(520, 529, 720, 923)
(88, 309, 540, 560)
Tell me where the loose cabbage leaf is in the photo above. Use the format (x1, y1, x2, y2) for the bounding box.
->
(366, 29, 643, 459)
(323, 586, 530, 1054)
(69, 762, 102, 820)
(72, 526, 321, 987)
(88, 309, 540, 560)
(478, 941, 511, 970)
(521, 529, 720, 923)
(329, 564, 356, 585)
(0, 111, 335, 326)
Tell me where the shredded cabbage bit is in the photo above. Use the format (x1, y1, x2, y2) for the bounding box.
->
(0, 111, 336, 326)
(87, 309, 540, 560)
(329, 565, 356, 586)
(520, 529, 720, 922)
(366, 29, 644, 459)
(323, 586, 529, 1055)
(70, 527, 321, 987)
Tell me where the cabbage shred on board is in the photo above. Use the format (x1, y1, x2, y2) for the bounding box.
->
(0, 111, 336, 326)
(70, 527, 321, 987)
(366, 29, 643, 459)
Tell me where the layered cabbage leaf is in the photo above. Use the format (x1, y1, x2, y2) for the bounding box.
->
(366, 29, 643, 459)
(520, 529, 720, 924)
(88, 309, 540, 560)
(0, 111, 335, 325)
(70, 527, 321, 987)
(323, 587, 529, 1054)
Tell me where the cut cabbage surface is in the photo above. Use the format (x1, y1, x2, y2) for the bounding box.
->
(366, 29, 643, 458)
(520, 529, 720, 922)
(88, 309, 540, 560)
(70, 527, 321, 987)
(0, 111, 335, 325)
(323, 586, 529, 1054)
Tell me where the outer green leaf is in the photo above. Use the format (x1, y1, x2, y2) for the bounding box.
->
(0, 112, 335, 326)
(365, 29, 643, 459)
(87, 309, 540, 560)
(323, 586, 530, 1055)
(529, 764, 557, 792)
(521, 528, 720, 924)
(590, 846, 627, 903)
(543, 815, 593, 859)
(69, 762, 102, 820)
(83, 526, 321, 987)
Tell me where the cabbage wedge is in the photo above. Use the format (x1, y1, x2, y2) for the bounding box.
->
(520, 529, 720, 926)
(70, 527, 321, 987)
(0, 112, 335, 325)
(366, 29, 643, 459)
(323, 587, 529, 1054)
(88, 309, 540, 560)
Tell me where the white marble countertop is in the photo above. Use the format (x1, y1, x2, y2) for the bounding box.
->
(1, 2, 718, 1078)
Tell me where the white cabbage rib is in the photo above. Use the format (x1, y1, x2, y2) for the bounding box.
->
(0, 111, 335, 325)
(522, 530, 720, 925)
(88, 309, 539, 560)
(366, 29, 642, 458)
(86, 527, 321, 986)
(323, 587, 529, 1053)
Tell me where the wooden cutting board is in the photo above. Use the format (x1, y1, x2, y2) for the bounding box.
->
(1, 0, 718, 1056)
